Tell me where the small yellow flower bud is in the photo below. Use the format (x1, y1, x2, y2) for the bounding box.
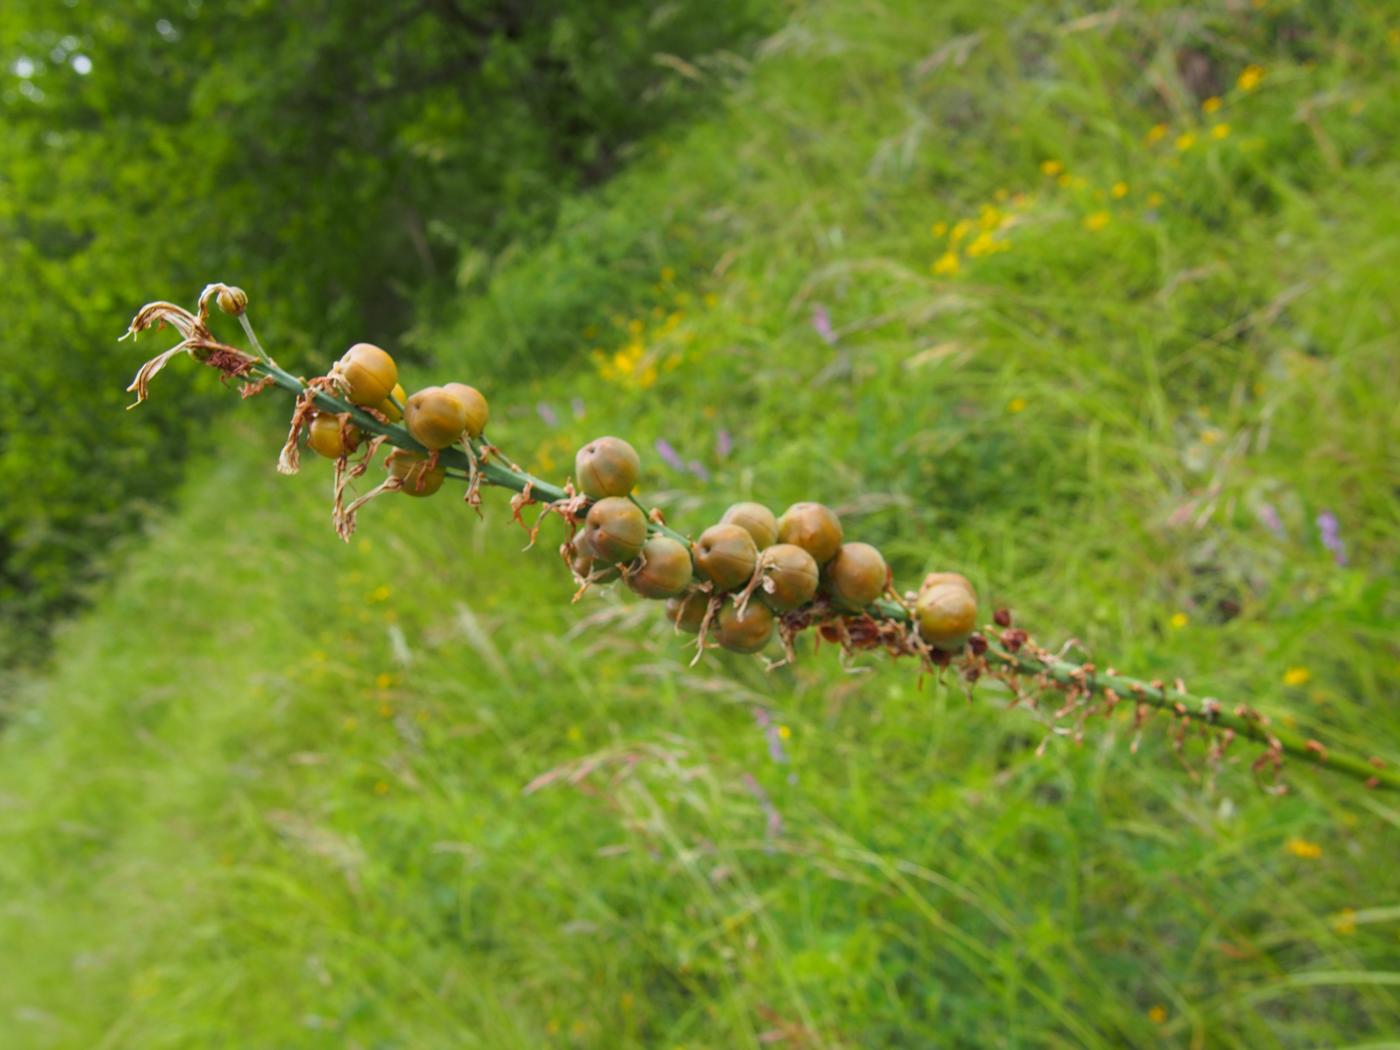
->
(216, 285, 248, 316)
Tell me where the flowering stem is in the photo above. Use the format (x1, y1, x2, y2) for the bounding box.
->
(242, 358, 1396, 794)
(867, 598, 1399, 792)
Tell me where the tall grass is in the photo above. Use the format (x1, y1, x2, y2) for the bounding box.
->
(1, 1, 1397, 1046)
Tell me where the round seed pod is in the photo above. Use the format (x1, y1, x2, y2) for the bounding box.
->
(777, 502, 843, 565)
(307, 413, 361, 459)
(720, 501, 778, 550)
(570, 531, 620, 583)
(628, 536, 694, 599)
(216, 285, 248, 316)
(376, 383, 407, 423)
(665, 592, 708, 634)
(584, 497, 647, 563)
(716, 601, 775, 654)
(404, 385, 469, 450)
(919, 572, 974, 599)
(575, 436, 641, 499)
(758, 543, 819, 612)
(333, 343, 398, 405)
(693, 523, 758, 592)
(823, 542, 888, 610)
(443, 383, 489, 438)
(387, 449, 445, 497)
(915, 582, 978, 651)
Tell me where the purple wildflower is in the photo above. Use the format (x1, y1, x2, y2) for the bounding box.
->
(741, 772, 783, 842)
(686, 460, 710, 482)
(1317, 510, 1347, 566)
(751, 707, 789, 764)
(716, 428, 732, 459)
(654, 438, 684, 471)
(1256, 502, 1285, 539)
(535, 401, 558, 427)
(811, 304, 837, 345)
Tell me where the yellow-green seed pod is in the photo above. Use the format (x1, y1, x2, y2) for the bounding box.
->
(216, 285, 248, 316)
(628, 535, 694, 599)
(376, 383, 407, 423)
(693, 523, 758, 592)
(758, 543, 819, 612)
(915, 582, 978, 651)
(404, 385, 469, 450)
(333, 343, 398, 405)
(720, 501, 778, 550)
(443, 382, 489, 438)
(387, 449, 445, 497)
(777, 502, 843, 565)
(306, 413, 361, 459)
(919, 572, 974, 599)
(584, 497, 647, 563)
(665, 592, 708, 634)
(575, 436, 641, 499)
(716, 601, 775, 654)
(822, 542, 888, 610)
(570, 531, 620, 582)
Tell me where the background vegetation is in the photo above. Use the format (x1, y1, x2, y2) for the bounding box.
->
(2, 0, 1398, 1046)
(0, 0, 773, 661)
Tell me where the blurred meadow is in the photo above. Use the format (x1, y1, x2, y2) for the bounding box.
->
(2, 1, 1399, 1047)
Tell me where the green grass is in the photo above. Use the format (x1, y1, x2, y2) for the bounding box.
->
(3, 0, 1399, 1046)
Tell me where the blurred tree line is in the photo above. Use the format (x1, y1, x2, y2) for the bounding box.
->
(0, 0, 774, 663)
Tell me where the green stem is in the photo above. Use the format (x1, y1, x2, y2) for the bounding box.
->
(869, 599, 1398, 792)
(244, 359, 1397, 794)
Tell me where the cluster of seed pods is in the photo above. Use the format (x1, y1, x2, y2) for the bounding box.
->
(293, 341, 979, 662)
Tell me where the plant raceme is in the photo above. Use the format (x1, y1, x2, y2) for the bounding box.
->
(122, 284, 1399, 796)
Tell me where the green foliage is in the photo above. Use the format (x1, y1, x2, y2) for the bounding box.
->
(0, 0, 775, 662)
(2, 0, 1399, 1046)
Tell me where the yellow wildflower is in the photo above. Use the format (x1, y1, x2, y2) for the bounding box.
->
(1333, 908, 1357, 935)
(994, 188, 1009, 201)
(1148, 1005, 1167, 1025)
(1040, 159, 1063, 176)
(1283, 666, 1310, 686)
(1145, 123, 1168, 145)
(1111, 181, 1129, 199)
(1146, 191, 1164, 207)
(1211, 123, 1231, 140)
(949, 219, 973, 243)
(979, 204, 1002, 229)
(377, 702, 392, 718)
(1201, 428, 1222, 446)
(777, 725, 792, 740)
(1084, 211, 1111, 231)
(1238, 65, 1264, 91)
(660, 265, 676, 282)
(966, 231, 1008, 257)
(1169, 612, 1189, 629)
(1007, 397, 1027, 414)
(931, 221, 948, 236)
(369, 584, 391, 603)
(1202, 96, 1222, 114)
(1285, 837, 1322, 860)
(375, 672, 394, 689)
(373, 780, 390, 796)
(932, 251, 960, 276)
(1175, 131, 1196, 151)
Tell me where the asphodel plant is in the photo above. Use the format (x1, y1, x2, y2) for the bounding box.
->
(124, 284, 1398, 794)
